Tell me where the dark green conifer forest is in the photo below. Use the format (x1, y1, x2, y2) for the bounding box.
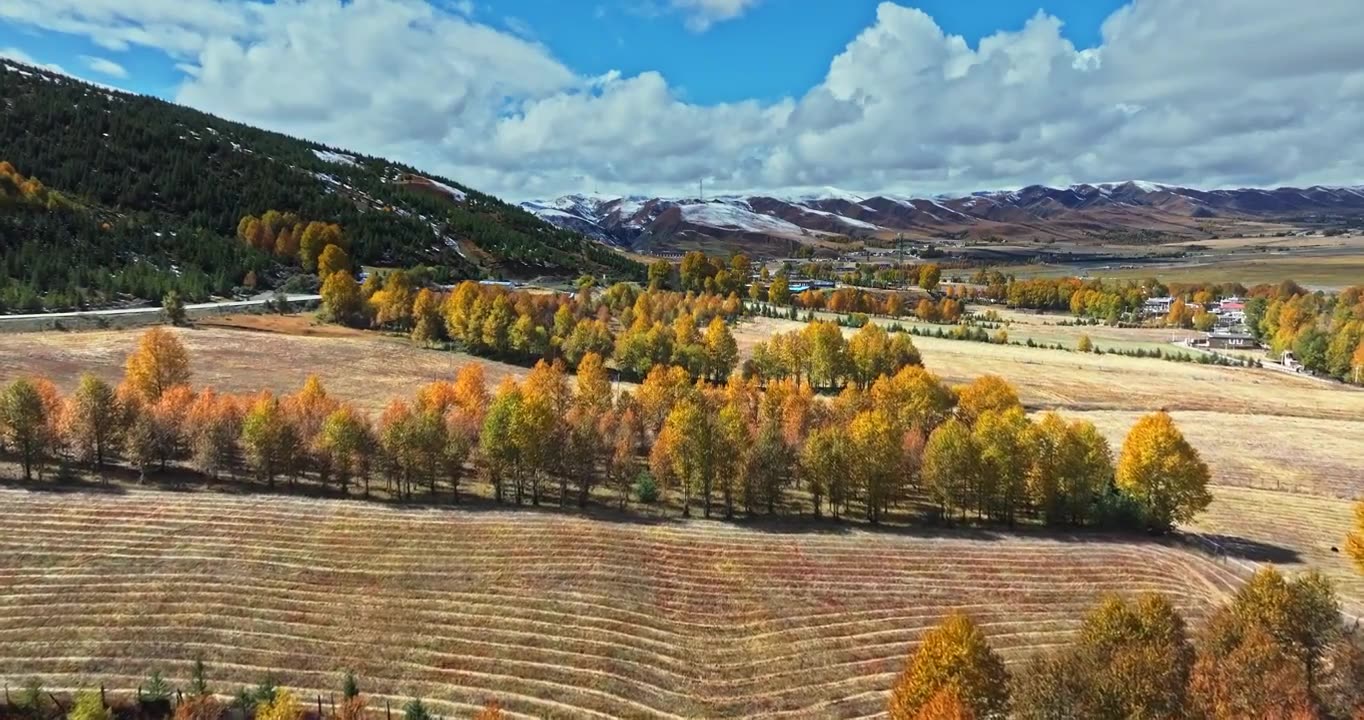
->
(0, 61, 639, 312)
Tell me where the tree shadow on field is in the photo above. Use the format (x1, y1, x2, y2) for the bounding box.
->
(0, 473, 129, 495)
(394, 493, 681, 528)
(1179, 532, 1302, 565)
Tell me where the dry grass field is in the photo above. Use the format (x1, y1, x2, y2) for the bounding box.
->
(738, 316, 1364, 419)
(1187, 486, 1364, 617)
(995, 251, 1364, 290)
(2, 312, 1363, 713)
(0, 487, 1245, 719)
(0, 316, 536, 413)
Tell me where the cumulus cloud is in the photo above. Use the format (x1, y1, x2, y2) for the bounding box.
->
(670, 0, 762, 32)
(80, 54, 127, 78)
(4, 0, 1363, 199)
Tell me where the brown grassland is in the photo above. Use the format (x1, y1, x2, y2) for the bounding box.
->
(1, 312, 1363, 714)
(995, 249, 1364, 290)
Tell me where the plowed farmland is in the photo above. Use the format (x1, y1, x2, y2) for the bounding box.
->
(0, 488, 1245, 719)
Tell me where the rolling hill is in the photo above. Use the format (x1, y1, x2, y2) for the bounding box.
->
(0, 59, 640, 312)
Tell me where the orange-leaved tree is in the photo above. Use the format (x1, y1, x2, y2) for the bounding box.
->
(1346, 501, 1364, 575)
(888, 613, 1009, 719)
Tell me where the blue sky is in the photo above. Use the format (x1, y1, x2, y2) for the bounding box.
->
(1, 0, 1361, 199)
(2, 0, 1128, 104)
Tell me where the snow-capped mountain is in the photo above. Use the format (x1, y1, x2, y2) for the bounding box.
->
(521, 182, 1364, 254)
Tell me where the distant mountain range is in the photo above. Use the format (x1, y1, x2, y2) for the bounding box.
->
(521, 182, 1364, 255)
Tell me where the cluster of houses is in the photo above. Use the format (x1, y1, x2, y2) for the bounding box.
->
(1144, 295, 1258, 350)
(1205, 297, 1257, 350)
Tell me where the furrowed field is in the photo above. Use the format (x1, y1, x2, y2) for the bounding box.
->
(2, 310, 1364, 716)
(0, 488, 1245, 719)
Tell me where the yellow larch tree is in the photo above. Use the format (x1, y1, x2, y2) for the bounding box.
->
(123, 327, 191, 402)
(1115, 410, 1212, 531)
(888, 613, 1009, 719)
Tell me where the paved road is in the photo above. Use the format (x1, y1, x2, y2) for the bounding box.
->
(0, 294, 322, 322)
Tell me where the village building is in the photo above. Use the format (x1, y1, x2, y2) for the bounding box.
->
(1207, 328, 1257, 350)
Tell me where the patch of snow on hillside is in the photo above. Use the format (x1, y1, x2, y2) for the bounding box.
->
(776, 187, 867, 204)
(525, 206, 579, 220)
(681, 202, 804, 235)
(425, 178, 466, 201)
(313, 149, 357, 166)
(921, 199, 969, 220)
(797, 204, 881, 230)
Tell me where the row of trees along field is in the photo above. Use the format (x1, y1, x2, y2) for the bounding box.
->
(316, 263, 969, 384)
(321, 272, 749, 379)
(966, 272, 1364, 383)
(12, 566, 1362, 720)
(1, 328, 1213, 530)
(773, 258, 951, 291)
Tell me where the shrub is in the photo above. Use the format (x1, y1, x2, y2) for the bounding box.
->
(634, 471, 659, 504)
(402, 699, 431, 720)
(69, 691, 112, 720)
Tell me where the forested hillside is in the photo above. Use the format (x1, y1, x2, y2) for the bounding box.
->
(0, 60, 639, 312)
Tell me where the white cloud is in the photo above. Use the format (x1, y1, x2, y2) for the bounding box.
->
(0, 46, 67, 74)
(669, 0, 762, 32)
(4, 0, 1364, 200)
(80, 54, 127, 78)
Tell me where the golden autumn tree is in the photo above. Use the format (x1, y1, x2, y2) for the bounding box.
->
(186, 389, 242, 482)
(888, 613, 1009, 720)
(954, 375, 1020, 426)
(849, 408, 901, 523)
(65, 373, 123, 470)
(1115, 410, 1211, 531)
(124, 327, 191, 402)
(255, 690, 302, 720)
(1220, 568, 1341, 690)
(318, 405, 370, 496)
(922, 418, 977, 520)
(1, 378, 54, 482)
(451, 363, 490, 419)
(703, 316, 739, 382)
(299, 221, 343, 271)
(241, 392, 296, 489)
(1190, 620, 1314, 720)
(801, 425, 850, 518)
(479, 379, 524, 504)
(317, 244, 351, 277)
(871, 365, 955, 432)
(321, 270, 366, 327)
(373, 270, 417, 331)
(285, 376, 340, 484)
(971, 407, 1031, 525)
(410, 288, 444, 345)
(918, 264, 941, 292)
(1347, 501, 1364, 575)
(911, 687, 976, 720)
(1074, 592, 1194, 719)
